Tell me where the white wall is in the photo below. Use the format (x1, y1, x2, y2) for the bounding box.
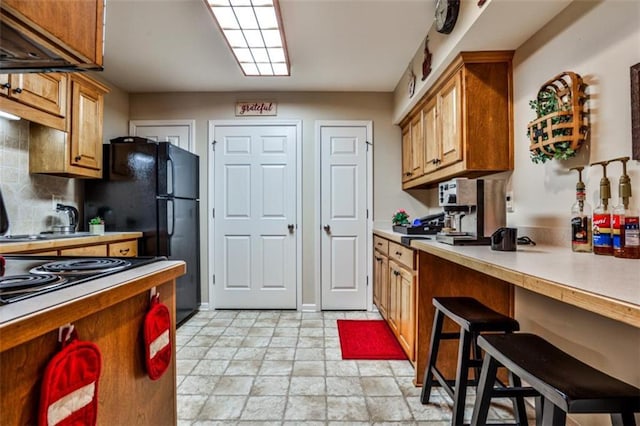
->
(124, 92, 430, 307)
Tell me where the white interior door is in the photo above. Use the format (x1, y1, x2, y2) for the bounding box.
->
(320, 124, 369, 310)
(129, 119, 195, 152)
(213, 124, 297, 309)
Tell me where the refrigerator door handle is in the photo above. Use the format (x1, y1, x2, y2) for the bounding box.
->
(167, 156, 175, 196)
(167, 198, 175, 238)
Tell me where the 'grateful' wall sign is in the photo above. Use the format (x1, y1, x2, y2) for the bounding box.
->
(235, 101, 277, 116)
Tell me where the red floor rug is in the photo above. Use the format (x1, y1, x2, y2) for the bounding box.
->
(337, 319, 407, 360)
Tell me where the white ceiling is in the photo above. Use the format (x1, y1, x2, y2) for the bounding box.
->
(101, 0, 436, 93)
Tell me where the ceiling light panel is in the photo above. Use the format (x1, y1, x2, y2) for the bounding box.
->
(207, 0, 289, 76)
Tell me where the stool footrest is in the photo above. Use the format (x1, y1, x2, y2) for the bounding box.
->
(439, 332, 460, 340)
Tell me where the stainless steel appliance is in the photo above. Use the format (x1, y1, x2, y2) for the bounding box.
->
(436, 178, 506, 245)
(83, 138, 200, 325)
(0, 255, 164, 304)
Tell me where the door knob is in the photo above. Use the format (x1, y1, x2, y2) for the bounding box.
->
(323, 224, 331, 233)
(288, 224, 295, 233)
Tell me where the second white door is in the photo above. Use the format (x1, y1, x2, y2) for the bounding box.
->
(320, 123, 370, 310)
(212, 123, 298, 309)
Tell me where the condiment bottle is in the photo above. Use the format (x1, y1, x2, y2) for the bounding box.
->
(590, 160, 613, 255)
(611, 157, 640, 259)
(569, 166, 592, 252)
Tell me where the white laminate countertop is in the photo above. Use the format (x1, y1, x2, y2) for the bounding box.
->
(0, 260, 185, 326)
(373, 227, 640, 327)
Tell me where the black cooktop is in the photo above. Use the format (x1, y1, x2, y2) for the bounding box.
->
(0, 255, 165, 304)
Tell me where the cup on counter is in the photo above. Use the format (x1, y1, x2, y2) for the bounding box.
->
(491, 227, 517, 251)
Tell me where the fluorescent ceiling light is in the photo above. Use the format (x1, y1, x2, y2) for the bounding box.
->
(0, 110, 20, 120)
(207, 0, 290, 77)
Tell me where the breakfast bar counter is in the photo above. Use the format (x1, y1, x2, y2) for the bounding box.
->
(374, 228, 639, 328)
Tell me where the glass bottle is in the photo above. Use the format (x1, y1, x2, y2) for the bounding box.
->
(570, 167, 592, 252)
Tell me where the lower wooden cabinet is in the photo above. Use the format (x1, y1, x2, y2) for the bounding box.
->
(108, 240, 138, 257)
(60, 245, 107, 256)
(373, 235, 417, 363)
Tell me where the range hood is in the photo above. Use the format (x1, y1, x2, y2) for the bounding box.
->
(0, 7, 103, 74)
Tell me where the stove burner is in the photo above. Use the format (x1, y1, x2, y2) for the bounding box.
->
(0, 274, 68, 295)
(31, 258, 132, 275)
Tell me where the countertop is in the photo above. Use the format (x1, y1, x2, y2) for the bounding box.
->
(0, 260, 186, 351)
(0, 232, 143, 254)
(373, 227, 639, 328)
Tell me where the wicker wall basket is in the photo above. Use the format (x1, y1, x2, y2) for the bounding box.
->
(527, 71, 589, 163)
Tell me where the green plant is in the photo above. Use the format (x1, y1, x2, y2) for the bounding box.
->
(392, 209, 410, 226)
(527, 89, 576, 164)
(89, 216, 104, 225)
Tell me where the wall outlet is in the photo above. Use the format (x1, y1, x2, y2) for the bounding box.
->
(505, 191, 514, 213)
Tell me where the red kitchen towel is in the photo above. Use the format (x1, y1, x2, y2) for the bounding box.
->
(39, 330, 101, 426)
(143, 294, 172, 380)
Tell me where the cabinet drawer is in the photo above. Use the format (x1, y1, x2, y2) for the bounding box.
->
(60, 245, 107, 256)
(389, 242, 415, 270)
(108, 241, 138, 257)
(373, 236, 389, 255)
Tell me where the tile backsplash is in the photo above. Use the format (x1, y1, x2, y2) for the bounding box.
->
(0, 118, 81, 235)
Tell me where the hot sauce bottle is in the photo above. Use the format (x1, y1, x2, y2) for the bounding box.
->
(591, 160, 613, 256)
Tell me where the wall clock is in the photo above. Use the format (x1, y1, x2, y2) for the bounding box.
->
(435, 0, 460, 34)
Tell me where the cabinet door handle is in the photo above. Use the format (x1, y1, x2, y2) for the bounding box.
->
(13, 87, 22, 94)
(119, 248, 130, 255)
(395, 251, 402, 256)
(404, 171, 413, 177)
(74, 156, 82, 162)
(1, 82, 10, 89)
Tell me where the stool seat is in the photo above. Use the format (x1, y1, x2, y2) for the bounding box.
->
(434, 297, 520, 333)
(422, 297, 525, 425)
(472, 333, 640, 426)
(479, 333, 640, 414)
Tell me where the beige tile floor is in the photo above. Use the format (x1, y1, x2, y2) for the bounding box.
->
(176, 310, 532, 425)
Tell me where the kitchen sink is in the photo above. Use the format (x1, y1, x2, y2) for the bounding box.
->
(0, 232, 96, 243)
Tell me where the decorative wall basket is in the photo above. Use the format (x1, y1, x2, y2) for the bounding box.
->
(527, 71, 589, 164)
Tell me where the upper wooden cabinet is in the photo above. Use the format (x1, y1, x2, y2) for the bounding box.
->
(399, 51, 514, 189)
(0, 0, 104, 70)
(29, 73, 108, 178)
(401, 112, 425, 183)
(0, 73, 67, 130)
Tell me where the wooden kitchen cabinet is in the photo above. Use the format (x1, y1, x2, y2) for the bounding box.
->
(0, 73, 67, 131)
(60, 244, 107, 256)
(0, 234, 141, 256)
(423, 72, 462, 174)
(401, 112, 424, 182)
(400, 51, 514, 189)
(0, 0, 105, 70)
(372, 235, 417, 363)
(373, 236, 389, 318)
(29, 73, 108, 178)
(108, 240, 138, 257)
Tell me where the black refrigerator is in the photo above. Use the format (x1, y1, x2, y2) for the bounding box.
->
(84, 138, 200, 325)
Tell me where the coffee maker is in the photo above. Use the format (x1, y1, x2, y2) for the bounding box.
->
(436, 178, 506, 245)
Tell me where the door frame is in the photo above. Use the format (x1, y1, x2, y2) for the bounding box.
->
(314, 120, 373, 311)
(207, 120, 303, 310)
(129, 119, 196, 153)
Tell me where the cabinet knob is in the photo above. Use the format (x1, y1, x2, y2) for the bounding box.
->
(395, 251, 402, 256)
(405, 172, 413, 177)
(74, 156, 82, 162)
(1, 82, 10, 90)
(119, 248, 130, 255)
(12, 87, 22, 94)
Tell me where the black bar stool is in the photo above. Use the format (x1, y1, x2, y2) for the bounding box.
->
(472, 333, 640, 426)
(420, 297, 526, 426)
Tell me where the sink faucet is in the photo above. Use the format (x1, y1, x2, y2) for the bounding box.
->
(56, 204, 79, 232)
